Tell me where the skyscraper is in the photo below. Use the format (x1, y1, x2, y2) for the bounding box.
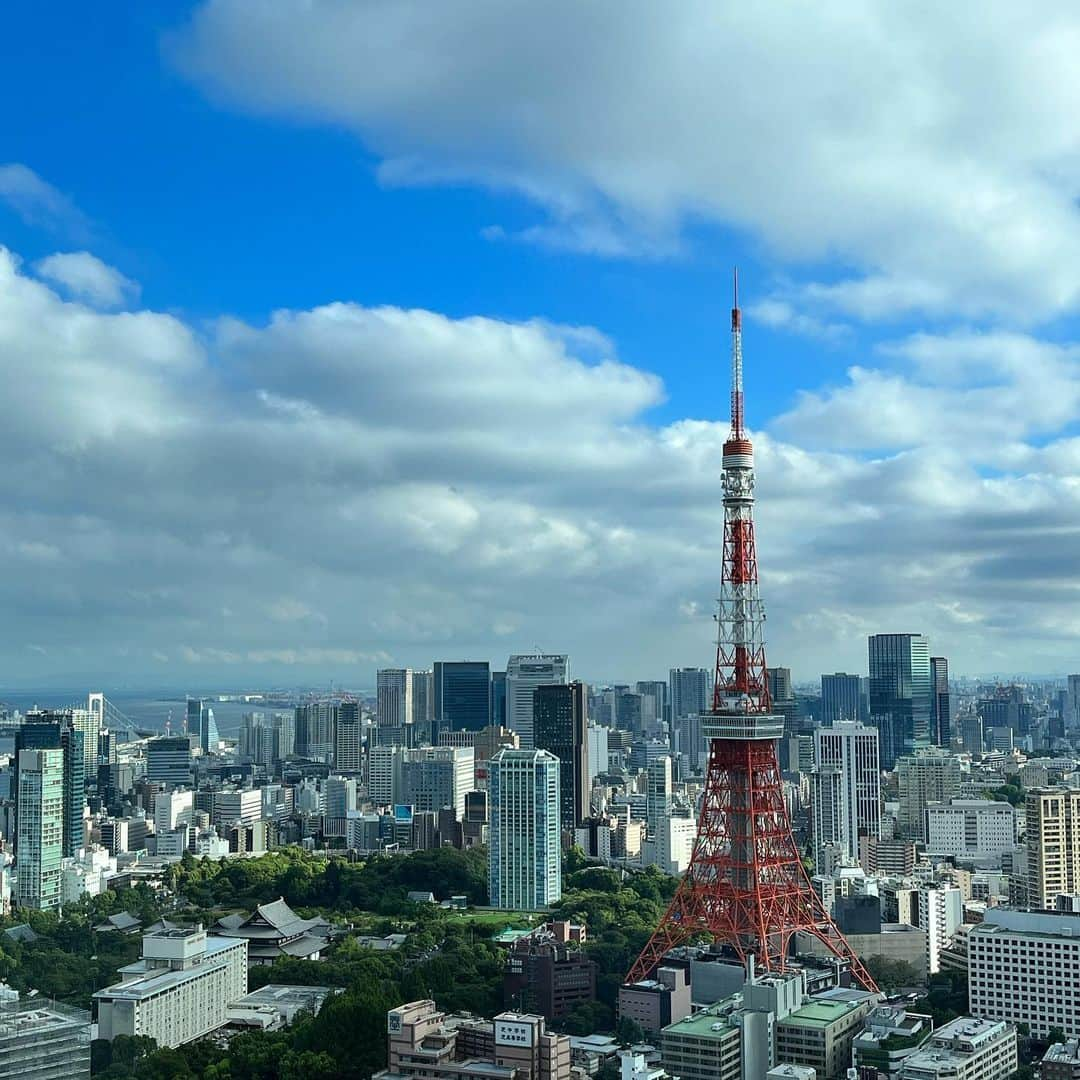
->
(433, 661, 492, 739)
(146, 737, 193, 787)
(16, 712, 84, 858)
(506, 654, 569, 749)
(335, 701, 363, 771)
(868, 633, 932, 769)
(187, 698, 219, 754)
(930, 657, 951, 747)
(767, 667, 792, 704)
(668, 668, 710, 773)
(294, 702, 336, 760)
(16, 748, 64, 910)
(811, 721, 880, 866)
(533, 681, 589, 831)
(491, 670, 507, 727)
(377, 669, 413, 747)
(410, 670, 433, 743)
(897, 749, 962, 842)
(1067, 676, 1080, 732)
(402, 746, 474, 818)
(821, 673, 862, 724)
(488, 748, 561, 909)
(645, 755, 673, 837)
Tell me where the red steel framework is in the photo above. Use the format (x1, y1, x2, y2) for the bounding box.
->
(625, 273, 877, 991)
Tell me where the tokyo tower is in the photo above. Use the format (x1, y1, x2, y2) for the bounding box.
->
(626, 274, 877, 991)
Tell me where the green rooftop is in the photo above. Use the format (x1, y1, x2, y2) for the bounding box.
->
(492, 927, 535, 944)
(781, 1001, 860, 1029)
(662, 1004, 740, 1039)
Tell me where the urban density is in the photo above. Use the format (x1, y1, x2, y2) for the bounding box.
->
(5, 6, 1080, 1080)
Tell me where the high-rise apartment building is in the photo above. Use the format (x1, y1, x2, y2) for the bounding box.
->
(869, 634, 932, 769)
(646, 756, 673, 838)
(1066, 676, 1080, 732)
(16, 712, 85, 857)
(433, 661, 492, 739)
(186, 698, 219, 754)
(930, 657, 951, 747)
(821, 674, 862, 724)
(811, 721, 880, 866)
(533, 682, 589, 832)
(15, 748, 64, 910)
(72, 696, 102, 774)
(507, 655, 569, 750)
(917, 885, 963, 974)
(1026, 788, 1080, 909)
(489, 749, 561, 909)
(897, 749, 963, 843)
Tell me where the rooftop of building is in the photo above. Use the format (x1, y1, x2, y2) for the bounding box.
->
(0, 996, 90, 1041)
(1043, 1040, 1080, 1065)
(94, 935, 245, 1002)
(904, 1017, 1011, 1066)
(780, 998, 866, 1030)
(231, 984, 338, 1010)
(662, 1005, 739, 1039)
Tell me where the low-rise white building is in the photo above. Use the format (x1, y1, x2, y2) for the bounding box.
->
(94, 925, 247, 1048)
(898, 1016, 1015, 1080)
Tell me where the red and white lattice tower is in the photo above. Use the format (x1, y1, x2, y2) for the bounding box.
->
(626, 273, 877, 991)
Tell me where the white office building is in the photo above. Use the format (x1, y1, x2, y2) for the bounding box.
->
(489, 749, 561, 909)
(811, 721, 880, 866)
(925, 800, 1018, 862)
(898, 1016, 1016, 1080)
(587, 725, 609, 787)
(969, 908, 1080, 1038)
(506, 655, 569, 750)
(213, 789, 264, 829)
(95, 925, 247, 1048)
(377, 669, 413, 745)
(646, 756, 673, 837)
(367, 745, 402, 808)
(154, 789, 194, 834)
(402, 747, 473, 818)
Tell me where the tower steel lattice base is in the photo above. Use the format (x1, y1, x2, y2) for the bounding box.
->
(627, 728, 878, 991)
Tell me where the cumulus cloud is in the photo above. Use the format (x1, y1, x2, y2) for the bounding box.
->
(170, 1, 1080, 320)
(1, 240, 1080, 684)
(34, 251, 140, 308)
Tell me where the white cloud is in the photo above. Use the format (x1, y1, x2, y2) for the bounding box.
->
(34, 251, 140, 308)
(0, 163, 87, 233)
(2, 242, 1080, 683)
(171, 2, 1080, 320)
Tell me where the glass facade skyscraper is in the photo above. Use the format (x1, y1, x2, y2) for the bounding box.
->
(433, 661, 492, 739)
(868, 633, 932, 769)
(16, 712, 84, 858)
(533, 681, 589, 831)
(821, 673, 863, 724)
(930, 656, 951, 747)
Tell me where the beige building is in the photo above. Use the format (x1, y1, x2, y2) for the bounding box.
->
(897, 750, 962, 843)
(380, 1001, 571, 1080)
(94, 925, 247, 1048)
(775, 994, 874, 1080)
(1026, 789, 1080, 909)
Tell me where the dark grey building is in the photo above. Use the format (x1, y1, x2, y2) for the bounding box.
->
(534, 682, 589, 832)
(930, 656, 951, 747)
(186, 698, 219, 754)
(145, 736, 192, 788)
(868, 633, 931, 770)
(767, 667, 793, 704)
(821, 673, 862, 725)
(433, 661, 491, 738)
(491, 670, 507, 728)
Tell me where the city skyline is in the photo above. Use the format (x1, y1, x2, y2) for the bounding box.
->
(4, 7, 1080, 685)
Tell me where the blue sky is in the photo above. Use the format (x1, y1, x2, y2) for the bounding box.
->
(2, 3, 1080, 688)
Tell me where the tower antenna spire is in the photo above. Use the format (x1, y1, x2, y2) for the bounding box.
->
(730, 267, 744, 439)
